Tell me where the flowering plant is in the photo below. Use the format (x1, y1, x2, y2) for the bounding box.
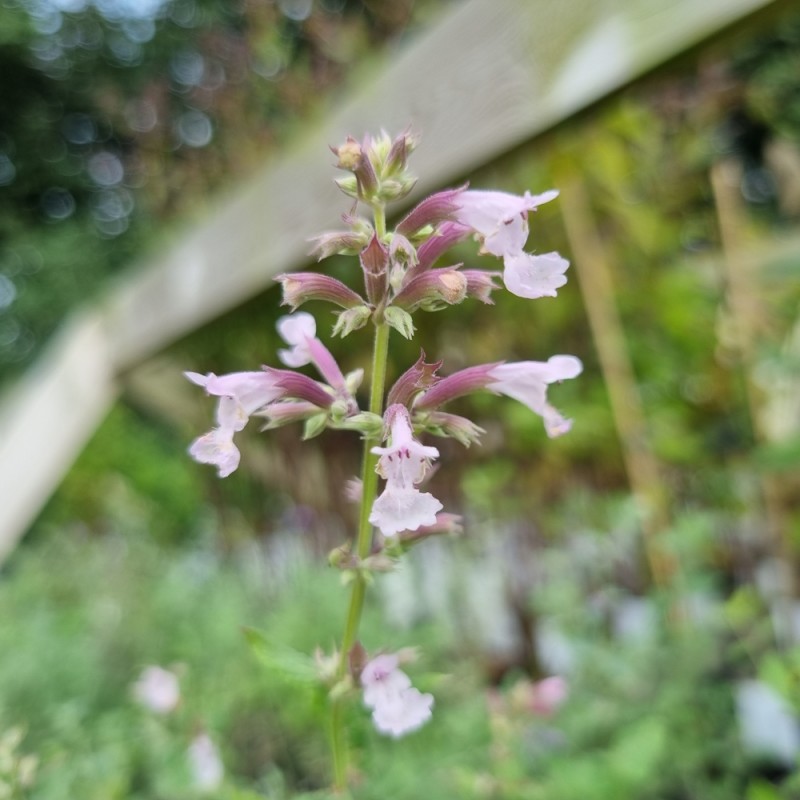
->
(186, 131, 581, 791)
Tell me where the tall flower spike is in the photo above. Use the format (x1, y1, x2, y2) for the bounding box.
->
(369, 405, 443, 537)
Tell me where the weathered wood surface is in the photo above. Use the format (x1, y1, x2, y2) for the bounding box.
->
(0, 0, 782, 557)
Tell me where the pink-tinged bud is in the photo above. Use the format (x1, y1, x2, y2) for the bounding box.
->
(463, 270, 502, 304)
(411, 221, 472, 278)
(384, 130, 412, 175)
(417, 410, 485, 447)
(395, 187, 467, 237)
(309, 227, 372, 260)
(332, 136, 363, 171)
(263, 367, 334, 408)
(256, 400, 322, 429)
(389, 233, 418, 267)
(392, 268, 467, 312)
(399, 512, 463, 544)
(360, 234, 389, 305)
(277, 273, 364, 311)
(414, 363, 501, 411)
(387, 351, 442, 408)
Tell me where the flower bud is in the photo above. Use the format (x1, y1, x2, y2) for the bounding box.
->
(393, 268, 467, 312)
(332, 305, 372, 338)
(309, 225, 373, 260)
(333, 136, 363, 171)
(277, 272, 364, 311)
(415, 410, 485, 447)
(463, 270, 502, 304)
(256, 400, 321, 429)
(302, 412, 329, 440)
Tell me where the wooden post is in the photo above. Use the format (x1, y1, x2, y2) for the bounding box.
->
(557, 170, 673, 589)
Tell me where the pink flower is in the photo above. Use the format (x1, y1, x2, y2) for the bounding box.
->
(132, 666, 180, 714)
(415, 356, 582, 438)
(454, 189, 569, 299)
(277, 312, 348, 393)
(488, 356, 582, 437)
(361, 654, 434, 738)
(530, 676, 569, 717)
(369, 405, 443, 537)
(186, 372, 284, 477)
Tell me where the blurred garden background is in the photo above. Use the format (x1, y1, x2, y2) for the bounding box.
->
(2, 0, 800, 796)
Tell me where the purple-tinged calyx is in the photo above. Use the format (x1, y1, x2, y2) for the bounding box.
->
(309, 224, 372, 260)
(277, 272, 364, 311)
(387, 351, 442, 408)
(392, 267, 466, 312)
(256, 400, 322, 429)
(395, 187, 466, 237)
(360, 234, 389, 305)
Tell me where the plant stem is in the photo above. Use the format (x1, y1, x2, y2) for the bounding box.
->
(330, 204, 390, 793)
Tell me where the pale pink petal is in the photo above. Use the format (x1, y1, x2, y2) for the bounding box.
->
(369, 487, 443, 537)
(277, 311, 316, 345)
(488, 357, 582, 437)
(371, 687, 434, 738)
(188, 429, 241, 477)
(503, 251, 569, 299)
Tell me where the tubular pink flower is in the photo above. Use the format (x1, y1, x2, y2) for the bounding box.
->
(488, 356, 583, 437)
(369, 405, 443, 537)
(262, 368, 335, 409)
(462, 269, 503, 304)
(386, 352, 442, 408)
(413, 221, 472, 275)
(413, 363, 501, 411)
(277, 312, 348, 393)
(361, 654, 434, 738)
(185, 370, 283, 416)
(414, 357, 582, 438)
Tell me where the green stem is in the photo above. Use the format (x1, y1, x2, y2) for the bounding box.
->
(330, 204, 390, 793)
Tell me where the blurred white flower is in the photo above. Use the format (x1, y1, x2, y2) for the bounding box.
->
(132, 666, 180, 714)
(188, 733, 224, 791)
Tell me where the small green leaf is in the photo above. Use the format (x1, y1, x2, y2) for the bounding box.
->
(242, 627, 318, 686)
(302, 413, 329, 440)
(384, 306, 415, 339)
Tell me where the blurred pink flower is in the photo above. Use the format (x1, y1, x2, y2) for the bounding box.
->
(132, 666, 180, 714)
(529, 676, 569, 717)
(361, 654, 434, 738)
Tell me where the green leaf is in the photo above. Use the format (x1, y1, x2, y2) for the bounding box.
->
(242, 627, 318, 687)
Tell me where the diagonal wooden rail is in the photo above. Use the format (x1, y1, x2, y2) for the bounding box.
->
(0, 0, 781, 561)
